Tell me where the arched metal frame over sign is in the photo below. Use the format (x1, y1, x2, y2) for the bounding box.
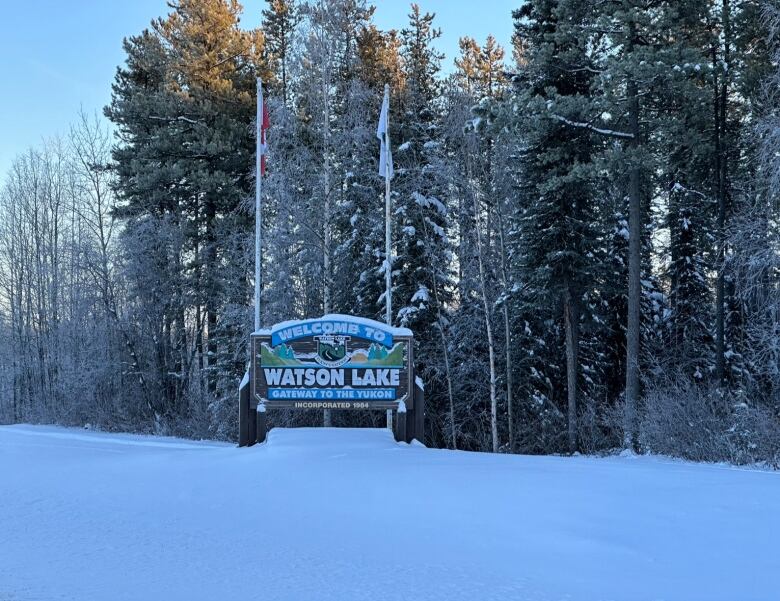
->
(239, 315, 425, 446)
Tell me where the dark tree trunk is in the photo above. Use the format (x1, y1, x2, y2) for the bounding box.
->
(715, 0, 731, 386)
(624, 22, 642, 450)
(564, 285, 579, 454)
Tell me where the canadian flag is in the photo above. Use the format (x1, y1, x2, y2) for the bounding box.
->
(258, 81, 270, 176)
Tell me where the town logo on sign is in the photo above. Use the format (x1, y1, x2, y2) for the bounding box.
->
(314, 335, 350, 368)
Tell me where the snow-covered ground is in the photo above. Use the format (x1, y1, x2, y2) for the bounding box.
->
(1, 425, 778, 601)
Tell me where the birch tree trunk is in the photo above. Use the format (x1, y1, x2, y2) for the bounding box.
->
(476, 214, 499, 453)
(470, 156, 499, 453)
(495, 192, 514, 452)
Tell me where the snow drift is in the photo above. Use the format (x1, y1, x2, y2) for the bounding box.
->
(1, 425, 778, 600)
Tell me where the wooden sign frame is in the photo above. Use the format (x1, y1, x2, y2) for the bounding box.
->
(250, 333, 415, 412)
(238, 315, 425, 446)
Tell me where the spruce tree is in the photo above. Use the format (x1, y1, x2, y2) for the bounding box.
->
(262, 0, 301, 106)
(586, 0, 684, 448)
(655, 2, 717, 382)
(392, 5, 455, 448)
(512, 0, 603, 453)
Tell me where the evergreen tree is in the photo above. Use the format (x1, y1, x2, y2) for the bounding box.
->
(584, 0, 687, 448)
(262, 0, 301, 105)
(655, 2, 717, 382)
(512, 0, 603, 453)
(392, 5, 455, 448)
(106, 0, 266, 432)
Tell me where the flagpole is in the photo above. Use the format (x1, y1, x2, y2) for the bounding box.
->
(255, 78, 263, 332)
(383, 84, 393, 432)
(383, 84, 392, 328)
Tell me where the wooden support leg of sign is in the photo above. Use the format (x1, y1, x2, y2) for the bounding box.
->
(405, 407, 415, 444)
(239, 376, 250, 447)
(414, 383, 425, 445)
(394, 407, 407, 443)
(256, 408, 267, 444)
(248, 408, 257, 446)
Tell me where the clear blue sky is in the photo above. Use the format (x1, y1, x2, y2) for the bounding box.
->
(0, 0, 517, 178)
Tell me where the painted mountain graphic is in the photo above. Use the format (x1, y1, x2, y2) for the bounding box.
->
(346, 342, 404, 368)
(261, 342, 405, 368)
(261, 343, 304, 367)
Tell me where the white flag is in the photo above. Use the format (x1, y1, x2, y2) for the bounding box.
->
(377, 86, 393, 179)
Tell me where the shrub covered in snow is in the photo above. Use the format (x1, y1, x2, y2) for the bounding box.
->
(638, 381, 780, 468)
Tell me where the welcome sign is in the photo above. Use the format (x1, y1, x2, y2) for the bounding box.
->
(251, 315, 414, 409)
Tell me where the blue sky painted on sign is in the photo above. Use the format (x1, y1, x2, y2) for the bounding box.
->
(0, 0, 517, 178)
